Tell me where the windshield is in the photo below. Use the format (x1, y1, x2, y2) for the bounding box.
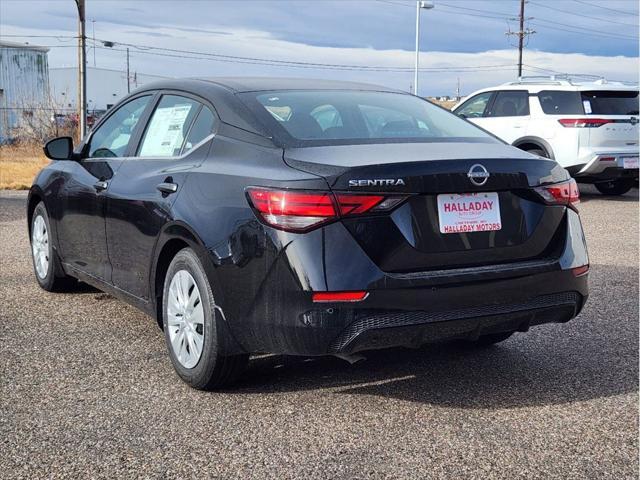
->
(241, 90, 498, 147)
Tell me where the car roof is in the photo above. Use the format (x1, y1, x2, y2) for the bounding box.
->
(195, 77, 403, 93)
(128, 77, 407, 143)
(460, 79, 638, 98)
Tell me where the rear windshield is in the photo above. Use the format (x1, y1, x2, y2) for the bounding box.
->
(580, 90, 639, 115)
(538, 90, 639, 115)
(241, 90, 498, 147)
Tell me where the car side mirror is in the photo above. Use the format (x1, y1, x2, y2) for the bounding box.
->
(457, 112, 467, 119)
(43, 136, 75, 160)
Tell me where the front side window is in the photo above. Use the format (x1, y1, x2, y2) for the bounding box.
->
(244, 90, 496, 147)
(138, 95, 201, 157)
(454, 92, 493, 118)
(488, 91, 530, 117)
(88, 95, 150, 158)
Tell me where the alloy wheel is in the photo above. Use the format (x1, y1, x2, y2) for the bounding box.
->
(31, 215, 49, 279)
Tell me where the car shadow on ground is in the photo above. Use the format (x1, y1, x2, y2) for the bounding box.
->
(579, 185, 638, 203)
(232, 263, 638, 409)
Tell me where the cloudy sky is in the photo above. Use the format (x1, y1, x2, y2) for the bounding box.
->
(1, 0, 638, 96)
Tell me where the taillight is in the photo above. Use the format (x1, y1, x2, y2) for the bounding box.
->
(535, 179, 580, 208)
(246, 187, 405, 232)
(558, 118, 612, 128)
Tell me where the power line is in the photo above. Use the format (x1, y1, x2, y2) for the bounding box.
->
(530, 1, 638, 27)
(570, 0, 638, 16)
(94, 44, 517, 73)
(530, 22, 638, 41)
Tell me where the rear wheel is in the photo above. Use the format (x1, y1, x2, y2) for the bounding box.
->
(162, 248, 248, 390)
(595, 179, 634, 196)
(464, 331, 514, 347)
(30, 202, 77, 292)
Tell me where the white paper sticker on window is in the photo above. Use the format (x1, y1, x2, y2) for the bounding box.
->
(140, 104, 193, 157)
(583, 100, 592, 114)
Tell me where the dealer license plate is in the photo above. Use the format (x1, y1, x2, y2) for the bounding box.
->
(437, 192, 501, 234)
(623, 157, 639, 169)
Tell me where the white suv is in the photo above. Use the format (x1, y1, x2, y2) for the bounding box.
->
(453, 77, 639, 195)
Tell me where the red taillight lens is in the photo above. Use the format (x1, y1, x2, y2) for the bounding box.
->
(247, 188, 336, 231)
(334, 194, 385, 215)
(535, 179, 580, 208)
(558, 118, 612, 128)
(312, 291, 368, 303)
(247, 188, 405, 232)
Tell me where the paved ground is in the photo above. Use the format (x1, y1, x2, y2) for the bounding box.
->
(1, 187, 638, 479)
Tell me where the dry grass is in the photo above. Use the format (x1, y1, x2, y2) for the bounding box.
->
(0, 144, 50, 190)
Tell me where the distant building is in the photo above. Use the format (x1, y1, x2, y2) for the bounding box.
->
(0, 41, 50, 142)
(50, 67, 168, 112)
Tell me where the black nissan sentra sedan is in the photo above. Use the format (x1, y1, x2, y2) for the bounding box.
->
(29, 78, 589, 389)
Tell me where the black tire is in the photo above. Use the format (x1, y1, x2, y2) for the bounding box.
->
(162, 248, 248, 390)
(30, 202, 77, 292)
(594, 179, 634, 196)
(464, 331, 514, 347)
(524, 148, 548, 158)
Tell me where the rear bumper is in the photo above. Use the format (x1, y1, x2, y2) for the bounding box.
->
(226, 209, 589, 356)
(571, 152, 639, 181)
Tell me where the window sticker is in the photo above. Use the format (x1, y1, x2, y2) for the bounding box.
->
(140, 104, 193, 157)
(582, 100, 592, 114)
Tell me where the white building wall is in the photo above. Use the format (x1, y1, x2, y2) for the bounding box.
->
(49, 67, 168, 112)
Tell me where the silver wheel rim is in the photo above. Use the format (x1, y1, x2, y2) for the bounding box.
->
(31, 215, 49, 279)
(166, 270, 205, 369)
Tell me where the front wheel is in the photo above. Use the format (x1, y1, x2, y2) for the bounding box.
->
(595, 179, 634, 196)
(162, 248, 248, 390)
(30, 202, 77, 292)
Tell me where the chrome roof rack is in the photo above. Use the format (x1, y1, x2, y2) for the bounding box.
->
(503, 74, 638, 88)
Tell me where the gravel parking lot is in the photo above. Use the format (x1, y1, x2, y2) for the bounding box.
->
(1, 186, 637, 479)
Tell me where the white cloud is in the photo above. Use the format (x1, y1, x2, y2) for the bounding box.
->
(3, 22, 638, 96)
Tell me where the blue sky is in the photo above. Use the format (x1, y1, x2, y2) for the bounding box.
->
(1, 0, 638, 95)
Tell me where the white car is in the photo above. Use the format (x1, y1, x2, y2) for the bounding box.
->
(453, 77, 639, 195)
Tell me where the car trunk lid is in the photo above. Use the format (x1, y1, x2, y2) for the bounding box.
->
(284, 142, 569, 273)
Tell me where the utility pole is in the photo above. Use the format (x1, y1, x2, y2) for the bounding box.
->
(506, 0, 535, 79)
(456, 77, 460, 100)
(75, 0, 87, 140)
(126, 48, 131, 93)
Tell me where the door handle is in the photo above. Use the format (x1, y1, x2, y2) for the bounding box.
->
(157, 182, 178, 194)
(94, 180, 108, 192)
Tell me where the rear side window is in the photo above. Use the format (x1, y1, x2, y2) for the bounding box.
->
(487, 91, 529, 117)
(138, 95, 201, 157)
(538, 91, 583, 115)
(580, 91, 639, 115)
(182, 106, 216, 154)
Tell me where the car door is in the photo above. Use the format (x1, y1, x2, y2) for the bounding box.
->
(105, 92, 218, 300)
(479, 90, 531, 144)
(55, 94, 154, 281)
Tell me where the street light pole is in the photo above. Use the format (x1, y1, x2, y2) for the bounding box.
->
(413, 1, 434, 97)
(75, 0, 87, 140)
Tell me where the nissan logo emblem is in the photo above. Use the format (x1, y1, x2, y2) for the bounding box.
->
(467, 164, 490, 186)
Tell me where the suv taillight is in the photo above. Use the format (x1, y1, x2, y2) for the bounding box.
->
(535, 179, 580, 208)
(246, 187, 406, 232)
(558, 118, 613, 128)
